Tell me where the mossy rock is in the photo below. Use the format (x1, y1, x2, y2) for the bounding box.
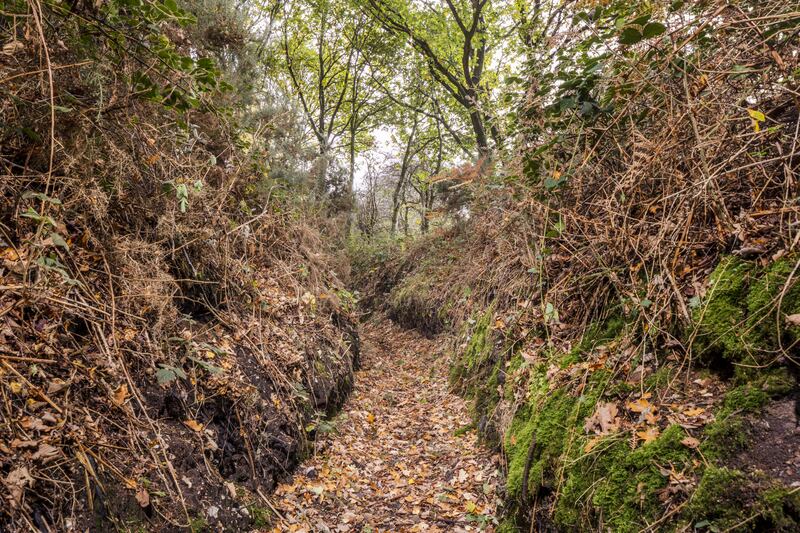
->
(691, 254, 800, 366)
(449, 307, 495, 392)
(684, 467, 800, 532)
(556, 425, 694, 532)
(691, 256, 755, 363)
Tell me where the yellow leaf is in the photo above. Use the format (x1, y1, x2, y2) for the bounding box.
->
(124, 478, 138, 490)
(626, 397, 653, 413)
(637, 426, 660, 444)
(9, 381, 23, 394)
(747, 109, 766, 122)
(183, 419, 204, 432)
(465, 501, 477, 513)
(366, 413, 375, 424)
(683, 407, 705, 417)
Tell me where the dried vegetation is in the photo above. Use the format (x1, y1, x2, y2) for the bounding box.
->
(0, 2, 358, 531)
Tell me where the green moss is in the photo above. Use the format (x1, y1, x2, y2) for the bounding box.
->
(684, 468, 800, 532)
(189, 516, 208, 532)
(449, 308, 493, 387)
(505, 366, 611, 502)
(692, 256, 754, 363)
(685, 467, 749, 530)
(746, 256, 800, 350)
(247, 505, 271, 528)
(701, 368, 795, 461)
(557, 425, 694, 532)
(692, 254, 800, 365)
(757, 486, 800, 531)
(700, 414, 749, 462)
(721, 382, 770, 415)
(563, 316, 627, 367)
(496, 517, 521, 533)
(645, 366, 673, 388)
(699, 382, 766, 461)
(759, 367, 796, 396)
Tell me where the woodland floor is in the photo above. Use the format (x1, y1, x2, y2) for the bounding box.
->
(268, 318, 501, 532)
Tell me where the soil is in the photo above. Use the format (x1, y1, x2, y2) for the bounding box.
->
(730, 397, 800, 487)
(269, 317, 501, 532)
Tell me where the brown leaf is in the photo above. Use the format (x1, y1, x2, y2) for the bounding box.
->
(681, 436, 700, 449)
(786, 314, 800, 327)
(683, 407, 705, 418)
(112, 384, 129, 406)
(626, 397, 653, 413)
(4, 467, 33, 507)
(135, 486, 150, 508)
(32, 443, 59, 463)
(584, 402, 619, 435)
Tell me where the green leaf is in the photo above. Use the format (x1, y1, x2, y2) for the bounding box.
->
(630, 14, 652, 27)
(156, 364, 187, 385)
(49, 232, 69, 250)
(642, 22, 667, 38)
(188, 356, 223, 375)
(23, 191, 62, 205)
(619, 28, 643, 45)
(747, 109, 765, 122)
(20, 207, 56, 227)
(156, 367, 177, 385)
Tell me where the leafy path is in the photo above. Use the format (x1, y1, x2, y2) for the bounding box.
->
(268, 318, 501, 532)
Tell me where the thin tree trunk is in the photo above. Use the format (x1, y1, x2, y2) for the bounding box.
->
(391, 116, 418, 234)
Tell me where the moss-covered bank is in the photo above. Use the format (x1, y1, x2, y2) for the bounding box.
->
(441, 255, 800, 531)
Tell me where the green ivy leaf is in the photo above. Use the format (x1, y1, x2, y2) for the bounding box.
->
(642, 22, 667, 39)
(619, 28, 643, 45)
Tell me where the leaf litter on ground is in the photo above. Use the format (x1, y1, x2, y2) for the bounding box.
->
(270, 318, 501, 532)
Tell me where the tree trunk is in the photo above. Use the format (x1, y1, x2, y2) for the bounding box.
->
(391, 117, 419, 234)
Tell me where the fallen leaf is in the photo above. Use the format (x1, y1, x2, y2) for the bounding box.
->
(626, 397, 653, 413)
(183, 419, 204, 432)
(366, 413, 375, 424)
(584, 402, 620, 435)
(681, 436, 700, 449)
(786, 314, 800, 327)
(637, 426, 660, 444)
(683, 407, 705, 417)
(112, 384, 129, 406)
(135, 486, 150, 507)
(32, 443, 59, 462)
(4, 467, 33, 507)
(47, 379, 68, 394)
